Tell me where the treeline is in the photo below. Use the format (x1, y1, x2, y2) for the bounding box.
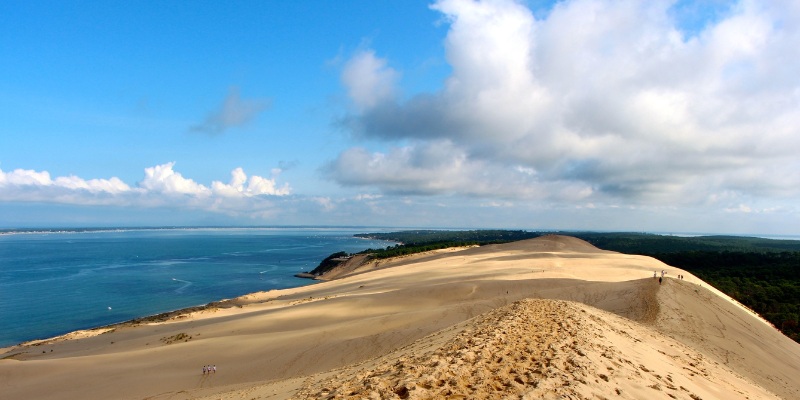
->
(354, 230, 541, 246)
(357, 241, 480, 259)
(353, 230, 546, 260)
(570, 232, 800, 253)
(308, 251, 349, 275)
(357, 230, 800, 253)
(565, 233, 800, 342)
(308, 230, 540, 276)
(344, 230, 800, 343)
(645, 251, 800, 342)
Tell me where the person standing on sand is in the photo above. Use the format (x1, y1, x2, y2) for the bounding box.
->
(654, 271, 657, 278)
(202, 365, 207, 375)
(212, 365, 216, 373)
(659, 277, 663, 285)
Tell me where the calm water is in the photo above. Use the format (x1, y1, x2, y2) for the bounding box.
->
(0, 228, 392, 347)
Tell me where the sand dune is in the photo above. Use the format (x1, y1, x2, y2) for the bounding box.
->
(1, 235, 798, 399)
(294, 299, 779, 400)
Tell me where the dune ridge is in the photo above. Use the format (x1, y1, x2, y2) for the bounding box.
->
(1, 235, 798, 400)
(294, 299, 778, 400)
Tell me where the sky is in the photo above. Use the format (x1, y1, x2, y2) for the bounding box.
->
(1, 0, 799, 235)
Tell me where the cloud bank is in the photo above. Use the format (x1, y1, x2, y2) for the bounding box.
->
(329, 0, 800, 213)
(0, 163, 290, 217)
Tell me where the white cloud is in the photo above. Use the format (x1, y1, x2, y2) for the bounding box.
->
(0, 168, 54, 186)
(341, 49, 400, 110)
(0, 163, 291, 214)
(354, 193, 382, 201)
(211, 167, 291, 197)
(54, 176, 131, 194)
(324, 140, 596, 202)
(249, 173, 291, 196)
(0, 168, 132, 195)
(140, 162, 210, 196)
(191, 87, 271, 135)
(330, 0, 800, 212)
(313, 196, 335, 211)
(480, 201, 514, 208)
(726, 204, 752, 213)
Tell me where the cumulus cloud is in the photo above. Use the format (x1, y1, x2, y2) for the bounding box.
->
(191, 87, 271, 135)
(0, 163, 291, 214)
(330, 0, 800, 210)
(0, 168, 133, 205)
(53, 175, 131, 194)
(211, 167, 291, 197)
(140, 162, 211, 196)
(341, 49, 400, 111)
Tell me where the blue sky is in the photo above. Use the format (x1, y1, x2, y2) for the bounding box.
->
(1, 0, 799, 235)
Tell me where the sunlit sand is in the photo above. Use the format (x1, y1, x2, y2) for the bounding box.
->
(2, 235, 798, 399)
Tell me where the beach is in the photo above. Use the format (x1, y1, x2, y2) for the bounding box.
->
(2, 235, 799, 399)
(0, 228, 393, 347)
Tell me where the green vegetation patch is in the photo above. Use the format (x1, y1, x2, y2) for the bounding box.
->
(160, 332, 192, 344)
(308, 251, 351, 276)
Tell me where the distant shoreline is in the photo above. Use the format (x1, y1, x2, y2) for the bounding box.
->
(0, 226, 401, 236)
(2, 226, 798, 241)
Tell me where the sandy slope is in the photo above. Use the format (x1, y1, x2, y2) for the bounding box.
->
(294, 299, 779, 400)
(1, 235, 798, 400)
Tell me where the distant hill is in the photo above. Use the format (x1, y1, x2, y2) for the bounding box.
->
(356, 230, 800, 253)
(347, 230, 800, 343)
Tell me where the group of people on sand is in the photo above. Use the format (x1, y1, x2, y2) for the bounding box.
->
(653, 270, 686, 285)
(202, 365, 216, 375)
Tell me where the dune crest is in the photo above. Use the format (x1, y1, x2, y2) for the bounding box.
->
(481, 234, 607, 254)
(296, 299, 778, 400)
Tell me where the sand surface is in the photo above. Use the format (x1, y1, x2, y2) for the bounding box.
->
(1, 235, 798, 399)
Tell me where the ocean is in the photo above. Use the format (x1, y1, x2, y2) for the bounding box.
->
(0, 227, 393, 347)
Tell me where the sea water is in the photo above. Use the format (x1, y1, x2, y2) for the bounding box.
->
(0, 227, 392, 347)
